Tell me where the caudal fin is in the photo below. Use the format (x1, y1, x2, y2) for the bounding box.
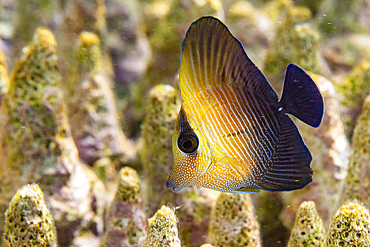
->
(279, 64, 324, 128)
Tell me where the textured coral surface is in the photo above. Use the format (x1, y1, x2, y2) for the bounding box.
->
(288, 201, 326, 247)
(143, 205, 181, 247)
(326, 200, 370, 246)
(208, 193, 261, 246)
(3, 184, 57, 247)
(0, 0, 369, 246)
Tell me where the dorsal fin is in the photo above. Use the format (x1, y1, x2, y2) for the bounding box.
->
(179, 16, 278, 102)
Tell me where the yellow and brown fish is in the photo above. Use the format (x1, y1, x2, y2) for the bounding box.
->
(166, 16, 324, 193)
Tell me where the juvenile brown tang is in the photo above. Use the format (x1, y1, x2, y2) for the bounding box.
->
(166, 16, 324, 193)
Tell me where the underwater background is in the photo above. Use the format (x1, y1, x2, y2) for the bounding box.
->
(0, 0, 369, 246)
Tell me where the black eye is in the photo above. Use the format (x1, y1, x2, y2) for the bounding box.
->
(177, 131, 199, 154)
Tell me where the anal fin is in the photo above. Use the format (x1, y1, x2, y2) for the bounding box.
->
(253, 115, 312, 192)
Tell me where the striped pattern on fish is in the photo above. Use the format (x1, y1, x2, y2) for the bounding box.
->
(166, 16, 323, 193)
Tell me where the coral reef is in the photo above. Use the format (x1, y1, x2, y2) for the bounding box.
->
(321, 34, 370, 75)
(102, 167, 146, 246)
(125, 0, 224, 135)
(3, 184, 57, 247)
(342, 95, 370, 206)
(326, 200, 370, 246)
(0, 27, 105, 246)
(0, 1, 370, 246)
(263, 5, 321, 92)
(58, 0, 110, 97)
(0, 49, 9, 102)
(208, 193, 261, 246)
(338, 54, 370, 137)
(280, 74, 350, 227)
(143, 205, 181, 247)
(141, 84, 180, 214)
(288, 201, 326, 247)
(141, 84, 218, 246)
(225, 1, 274, 67)
(68, 31, 136, 168)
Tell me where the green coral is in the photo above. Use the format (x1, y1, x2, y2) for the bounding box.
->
(0, 27, 62, 216)
(102, 167, 146, 246)
(143, 205, 181, 247)
(0, 27, 105, 246)
(343, 95, 370, 206)
(288, 201, 326, 247)
(208, 193, 261, 246)
(338, 55, 370, 138)
(3, 184, 57, 247)
(340, 55, 370, 109)
(77, 31, 103, 73)
(115, 167, 141, 202)
(141, 84, 179, 214)
(326, 200, 370, 246)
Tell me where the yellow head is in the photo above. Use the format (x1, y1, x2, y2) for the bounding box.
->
(166, 107, 212, 191)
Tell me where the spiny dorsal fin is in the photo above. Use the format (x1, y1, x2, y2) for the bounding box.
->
(179, 16, 278, 102)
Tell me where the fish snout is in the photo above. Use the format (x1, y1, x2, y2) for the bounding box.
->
(166, 179, 182, 192)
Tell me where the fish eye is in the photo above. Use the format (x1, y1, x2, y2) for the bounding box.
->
(177, 131, 199, 154)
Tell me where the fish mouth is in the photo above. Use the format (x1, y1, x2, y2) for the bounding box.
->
(166, 180, 182, 192)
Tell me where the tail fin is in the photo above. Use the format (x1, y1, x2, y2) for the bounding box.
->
(279, 64, 324, 128)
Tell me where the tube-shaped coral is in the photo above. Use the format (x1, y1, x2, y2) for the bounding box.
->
(208, 193, 261, 246)
(288, 201, 326, 247)
(102, 167, 146, 246)
(143, 205, 181, 247)
(343, 95, 370, 206)
(0, 49, 9, 97)
(3, 184, 57, 247)
(339, 55, 370, 136)
(263, 6, 321, 93)
(141, 84, 180, 214)
(0, 27, 105, 246)
(69, 31, 135, 167)
(0, 49, 9, 106)
(326, 200, 370, 246)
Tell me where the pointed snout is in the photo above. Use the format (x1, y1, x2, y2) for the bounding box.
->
(166, 178, 183, 192)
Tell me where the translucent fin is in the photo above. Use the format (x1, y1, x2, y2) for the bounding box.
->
(279, 64, 324, 128)
(253, 115, 312, 192)
(179, 16, 278, 102)
(234, 186, 260, 193)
